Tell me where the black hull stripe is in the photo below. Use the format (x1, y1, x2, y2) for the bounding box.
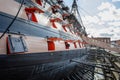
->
(0, 49, 87, 69)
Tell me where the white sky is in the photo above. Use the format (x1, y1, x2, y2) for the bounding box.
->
(64, 0, 120, 40)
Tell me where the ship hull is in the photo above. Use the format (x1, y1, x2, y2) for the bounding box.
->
(0, 5, 93, 80)
(0, 49, 93, 80)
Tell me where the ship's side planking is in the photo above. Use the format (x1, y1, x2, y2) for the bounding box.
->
(0, 0, 86, 55)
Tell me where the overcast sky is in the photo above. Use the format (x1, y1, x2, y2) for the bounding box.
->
(64, 0, 120, 40)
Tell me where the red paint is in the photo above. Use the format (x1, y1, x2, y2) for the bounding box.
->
(62, 24, 71, 32)
(65, 40, 73, 42)
(26, 12, 38, 22)
(36, 0, 42, 6)
(78, 41, 81, 48)
(52, 22, 57, 28)
(48, 37, 62, 41)
(62, 24, 71, 27)
(31, 13, 38, 22)
(6, 37, 11, 54)
(50, 18, 62, 22)
(79, 43, 81, 48)
(62, 13, 69, 18)
(65, 42, 70, 49)
(25, 8, 44, 13)
(51, 5, 60, 14)
(50, 18, 62, 28)
(25, 7, 44, 22)
(62, 26, 67, 32)
(69, 30, 73, 34)
(47, 41, 55, 50)
(74, 42, 77, 48)
(82, 41, 88, 44)
(52, 5, 60, 9)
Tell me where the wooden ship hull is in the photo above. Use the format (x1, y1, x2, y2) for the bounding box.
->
(0, 0, 93, 80)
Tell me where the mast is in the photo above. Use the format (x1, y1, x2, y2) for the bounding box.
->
(71, 0, 87, 36)
(71, 0, 78, 16)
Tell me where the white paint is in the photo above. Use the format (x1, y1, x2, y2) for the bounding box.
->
(54, 41, 66, 51)
(0, 0, 27, 19)
(35, 13, 50, 26)
(54, 22, 63, 31)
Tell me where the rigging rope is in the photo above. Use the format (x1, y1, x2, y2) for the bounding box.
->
(71, 0, 86, 33)
(78, 6, 93, 16)
(0, 0, 24, 39)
